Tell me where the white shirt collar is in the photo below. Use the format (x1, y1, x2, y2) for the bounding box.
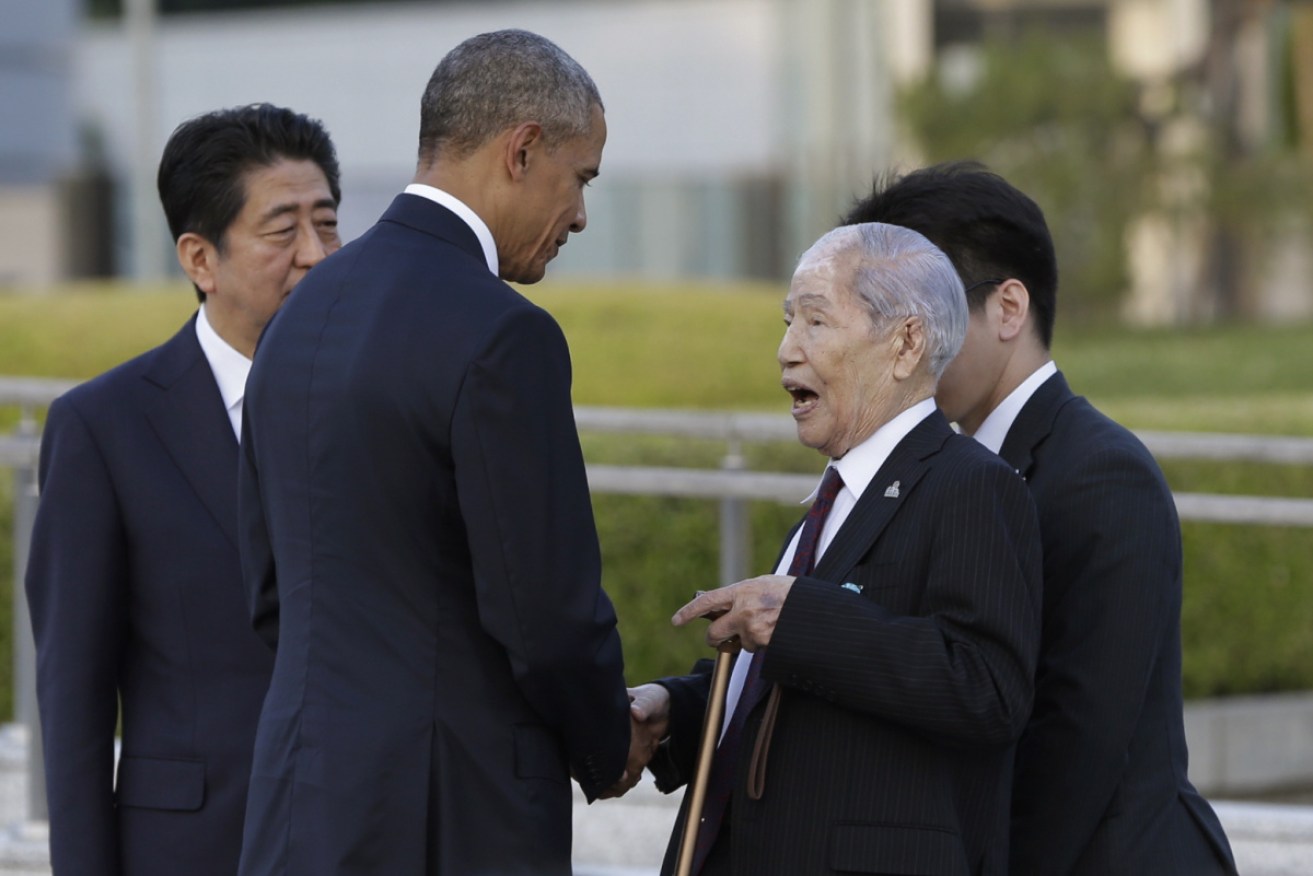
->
(722, 394, 939, 721)
(808, 396, 939, 505)
(403, 183, 499, 276)
(970, 360, 1058, 454)
(195, 303, 252, 440)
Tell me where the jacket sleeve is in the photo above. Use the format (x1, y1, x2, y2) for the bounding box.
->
(765, 457, 1042, 747)
(1009, 445, 1179, 873)
(648, 658, 716, 793)
(25, 396, 124, 875)
(450, 304, 630, 801)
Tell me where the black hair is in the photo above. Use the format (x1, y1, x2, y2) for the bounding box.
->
(157, 103, 340, 302)
(842, 161, 1059, 348)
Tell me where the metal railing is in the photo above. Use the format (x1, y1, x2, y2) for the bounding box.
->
(4, 376, 1313, 826)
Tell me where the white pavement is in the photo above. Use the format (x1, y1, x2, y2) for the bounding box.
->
(0, 723, 1308, 873)
(570, 781, 1313, 876)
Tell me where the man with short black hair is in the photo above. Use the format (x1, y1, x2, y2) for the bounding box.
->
(26, 103, 341, 876)
(237, 30, 631, 875)
(844, 162, 1237, 875)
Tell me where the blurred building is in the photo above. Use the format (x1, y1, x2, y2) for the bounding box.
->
(2, 0, 1310, 322)
(0, 0, 112, 287)
(65, 0, 931, 283)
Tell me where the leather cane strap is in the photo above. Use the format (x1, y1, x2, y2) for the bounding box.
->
(746, 683, 782, 800)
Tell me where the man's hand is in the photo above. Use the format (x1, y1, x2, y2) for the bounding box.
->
(596, 684, 671, 799)
(672, 575, 796, 652)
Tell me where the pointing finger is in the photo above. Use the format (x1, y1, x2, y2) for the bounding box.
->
(672, 587, 732, 627)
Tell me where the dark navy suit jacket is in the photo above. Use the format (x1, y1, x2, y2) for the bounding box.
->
(26, 316, 274, 876)
(236, 194, 630, 875)
(654, 411, 1043, 875)
(1004, 372, 1236, 874)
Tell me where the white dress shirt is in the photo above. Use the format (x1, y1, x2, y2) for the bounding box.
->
(195, 303, 251, 441)
(403, 183, 499, 276)
(719, 396, 939, 739)
(970, 360, 1058, 454)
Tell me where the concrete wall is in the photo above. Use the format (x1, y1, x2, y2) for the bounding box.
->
(69, 0, 926, 280)
(0, 0, 82, 288)
(75, 0, 790, 278)
(0, 190, 62, 288)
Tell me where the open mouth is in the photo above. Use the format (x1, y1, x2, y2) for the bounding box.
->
(783, 380, 820, 417)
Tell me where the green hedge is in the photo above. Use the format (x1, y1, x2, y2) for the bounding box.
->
(2, 283, 1311, 715)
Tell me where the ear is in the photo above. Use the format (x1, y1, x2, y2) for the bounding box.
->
(995, 279, 1031, 342)
(502, 122, 545, 182)
(176, 232, 218, 297)
(891, 316, 927, 380)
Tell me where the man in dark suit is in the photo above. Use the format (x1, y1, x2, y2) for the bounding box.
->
(25, 104, 341, 876)
(843, 162, 1237, 874)
(236, 30, 632, 876)
(629, 222, 1043, 875)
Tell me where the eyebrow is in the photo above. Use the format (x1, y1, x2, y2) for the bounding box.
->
(258, 198, 338, 225)
(783, 292, 831, 315)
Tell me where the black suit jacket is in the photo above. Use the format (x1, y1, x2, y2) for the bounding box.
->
(25, 317, 275, 876)
(236, 194, 630, 876)
(655, 411, 1042, 875)
(1004, 372, 1236, 874)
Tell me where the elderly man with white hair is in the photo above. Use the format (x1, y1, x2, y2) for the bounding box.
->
(630, 222, 1045, 876)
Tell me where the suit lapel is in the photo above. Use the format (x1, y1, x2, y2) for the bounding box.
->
(998, 371, 1077, 479)
(811, 411, 954, 583)
(144, 316, 241, 551)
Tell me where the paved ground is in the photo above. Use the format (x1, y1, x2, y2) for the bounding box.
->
(572, 781, 1313, 876)
(0, 724, 1308, 873)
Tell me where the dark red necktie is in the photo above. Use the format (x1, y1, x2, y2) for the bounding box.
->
(690, 465, 845, 873)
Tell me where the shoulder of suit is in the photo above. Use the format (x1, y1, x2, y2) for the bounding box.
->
(1044, 395, 1163, 482)
(937, 430, 1029, 478)
(1051, 395, 1144, 450)
(56, 320, 197, 414)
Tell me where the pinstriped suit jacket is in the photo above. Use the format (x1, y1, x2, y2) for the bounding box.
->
(1004, 372, 1236, 874)
(655, 409, 1042, 875)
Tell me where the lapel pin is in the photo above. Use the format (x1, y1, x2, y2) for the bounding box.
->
(841, 582, 863, 594)
(883, 480, 900, 498)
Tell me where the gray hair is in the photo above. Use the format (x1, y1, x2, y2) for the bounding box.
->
(418, 29, 602, 163)
(800, 223, 968, 378)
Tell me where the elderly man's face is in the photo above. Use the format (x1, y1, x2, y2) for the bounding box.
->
(778, 255, 902, 459)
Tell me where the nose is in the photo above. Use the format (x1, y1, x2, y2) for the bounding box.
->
(295, 224, 332, 268)
(570, 196, 587, 233)
(778, 322, 803, 369)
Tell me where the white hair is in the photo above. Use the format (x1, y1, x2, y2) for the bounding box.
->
(799, 223, 968, 378)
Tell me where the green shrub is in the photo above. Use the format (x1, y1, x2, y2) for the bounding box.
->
(2, 283, 1311, 711)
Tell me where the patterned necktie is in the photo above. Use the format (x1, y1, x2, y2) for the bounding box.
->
(690, 465, 845, 874)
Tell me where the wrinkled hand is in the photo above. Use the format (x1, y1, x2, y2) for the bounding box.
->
(672, 575, 795, 652)
(596, 685, 671, 799)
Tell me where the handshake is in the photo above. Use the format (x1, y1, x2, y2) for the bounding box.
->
(596, 575, 797, 799)
(598, 683, 671, 800)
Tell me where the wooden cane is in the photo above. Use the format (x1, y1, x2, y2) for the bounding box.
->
(673, 638, 739, 876)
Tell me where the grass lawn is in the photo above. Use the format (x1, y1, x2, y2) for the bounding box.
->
(1, 280, 1311, 700)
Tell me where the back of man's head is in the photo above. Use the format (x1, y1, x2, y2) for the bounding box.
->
(842, 162, 1059, 349)
(158, 103, 341, 304)
(417, 29, 601, 166)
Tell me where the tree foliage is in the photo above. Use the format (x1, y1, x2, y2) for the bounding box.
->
(898, 33, 1152, 322)
(899, 28, 1313, 323)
